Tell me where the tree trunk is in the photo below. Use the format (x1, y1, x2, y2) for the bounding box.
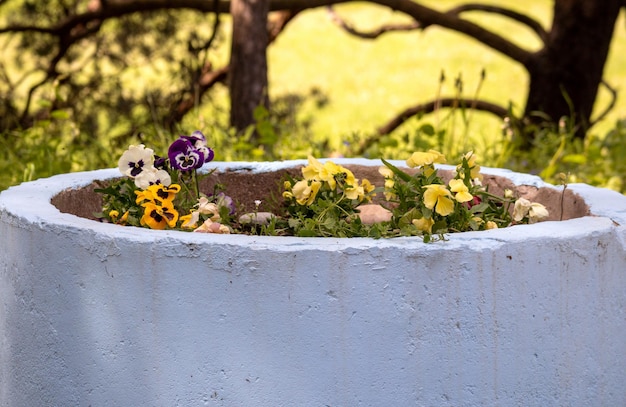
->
(229, 0, 270, 133)
(524, 0, 622, 139)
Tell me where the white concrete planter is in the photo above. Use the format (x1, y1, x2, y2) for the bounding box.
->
(1, 159, 626, 407)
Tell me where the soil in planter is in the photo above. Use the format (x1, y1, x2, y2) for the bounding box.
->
(51, 165, 590, 223)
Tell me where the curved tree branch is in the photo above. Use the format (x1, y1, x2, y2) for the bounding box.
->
(1, 0, 535, 67)
(327, 5, 420, 39)
(357, 97, 512, 154)
(327, 2, 547, 45)
(0, 0, 537, 131)
(274, 0, 534, 66)
(447, 4, 548, 43)
(590, 80, 618, 126)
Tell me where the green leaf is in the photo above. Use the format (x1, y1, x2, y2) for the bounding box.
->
(420, 123, 435, 136)
(381, 158, 413, 182)
(50, 110, 70, 120)
(561, 154, 586, 164)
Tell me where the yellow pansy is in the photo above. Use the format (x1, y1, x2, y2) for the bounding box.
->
(140, 201, 179, 230)
(378, 166, 396, 200)
(423, 184, 455, 216)
(321, 161, 344, 189)
(448, 179, 473, 203)
(412, 217, 435, 233)
(135, 183, 180, 205)
(486, 221, 498, 230)
(406, 150, 446, 168)
(361, 178, 376, 200)
(179, 213, 196, 229)
(302, 156, 324, 181)
(292, 179, 322, 206)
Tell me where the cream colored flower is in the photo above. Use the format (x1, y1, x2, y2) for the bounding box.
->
(513, 198, 549, 223)
(181, 197, 222, 228)
(528, 203, 549, 223)
(194, 219, 231, 234)
(513, 198, 532, 221)
(118, 144, 154, 177)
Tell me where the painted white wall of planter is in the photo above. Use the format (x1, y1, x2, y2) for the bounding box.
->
(1, 159, 626, 407)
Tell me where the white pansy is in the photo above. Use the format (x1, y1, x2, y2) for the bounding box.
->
(134, 167, 171, 189)
(118, 144, 154, 177)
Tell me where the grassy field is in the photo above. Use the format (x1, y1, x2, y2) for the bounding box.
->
(267, 1, 626, 152)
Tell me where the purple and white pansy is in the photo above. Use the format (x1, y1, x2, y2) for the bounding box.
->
(168, 131, 215, 172)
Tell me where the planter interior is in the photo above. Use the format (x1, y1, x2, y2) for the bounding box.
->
(50, 164, 590, 222)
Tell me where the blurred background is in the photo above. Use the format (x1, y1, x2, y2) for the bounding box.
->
(1, 0, 625, 192)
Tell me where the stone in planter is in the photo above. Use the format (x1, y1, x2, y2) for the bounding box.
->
(1, 158, 626, 407)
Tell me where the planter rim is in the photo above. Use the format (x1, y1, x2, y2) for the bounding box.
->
(1, 158, 625, 251)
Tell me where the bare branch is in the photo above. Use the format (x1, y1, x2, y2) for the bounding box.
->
(327, 6, 420, 39)
(165, 64, 229, 129)
(327, 2, 547, 44)
(590, 80, 618, 126)
(447, 3, 548, 43)
(357, 97, 511, 154)
(272, 0, 534, 66)
(1, 0, 534, 67)
(189, 0, 222, 54)
(166, 9, 300, 129)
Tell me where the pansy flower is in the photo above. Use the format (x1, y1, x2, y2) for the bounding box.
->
(134, 167, 172, 189)
(184, 131, 215, 164)
(292, 179, 322, 206)
(118, 144, 154, 177)
(216, 192, 236, 215)
(513, 198, 549, 223)
(412, 216, 435, 234)
(423, 184, 455, 216)
(168, 138, 205, 171)
(379, 166, 396, 200)
(448, 179, 473, 203)
(406, 150, 446, 168)
(135, 184, 180, 205)
(140, 200, 179, 230)
(180, 197, 221, 229)
(194, 219, 231, 234)
(360, 178, 376, 201)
